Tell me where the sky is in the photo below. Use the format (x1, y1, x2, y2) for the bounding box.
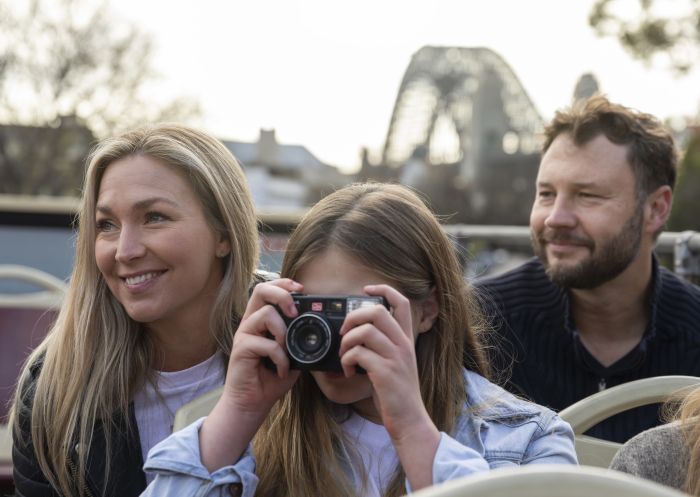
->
(111, 0, 700, 173)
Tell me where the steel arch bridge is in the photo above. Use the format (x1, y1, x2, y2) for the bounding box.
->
(382, 46, 543, 184)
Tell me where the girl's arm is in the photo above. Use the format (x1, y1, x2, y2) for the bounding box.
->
(339, 284, 577, 493)
(403, 411, 575, 493)
(200, 278, 302, 471)
(142, 418, 258, 497)
(338, 284, 442, 490)
(141, 279, 303, 495)
(521, 413, 578, 465)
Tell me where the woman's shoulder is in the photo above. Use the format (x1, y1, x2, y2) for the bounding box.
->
(463, 369, 558, 427)
(613, 423, 686, 462)
(14, 353, 46, 424)
(19, 353, 45, 392)
(610, 422, 687, 489)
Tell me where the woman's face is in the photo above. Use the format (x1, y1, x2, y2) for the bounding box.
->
(94, 155, 230, 334)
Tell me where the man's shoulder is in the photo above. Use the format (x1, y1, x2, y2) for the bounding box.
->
(658, 266, 700, 299)
(474, 258, 549, 289)
(656, 266, 700, 320)
(473, 258, 562, 309)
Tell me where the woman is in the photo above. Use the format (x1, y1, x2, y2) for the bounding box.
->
(143, 183, 577, 497)
(611, 386, 700, 494)
(10, 124, 259, 497)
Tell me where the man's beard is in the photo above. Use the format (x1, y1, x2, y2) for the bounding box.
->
(531, 208, 644, 289)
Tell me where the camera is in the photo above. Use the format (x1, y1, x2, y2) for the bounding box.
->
(282, 294, 389, 372)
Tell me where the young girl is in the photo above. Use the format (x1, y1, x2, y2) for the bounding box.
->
(143, 183, 577, 496)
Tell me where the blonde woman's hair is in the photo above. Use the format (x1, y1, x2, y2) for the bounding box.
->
(10, 123, 259, 496)
(253, 182, 489, 497)
(671, 386, 700, 495)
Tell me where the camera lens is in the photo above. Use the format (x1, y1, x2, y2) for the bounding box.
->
(286, 314, 332, 364)
(298, 327, 322, 353)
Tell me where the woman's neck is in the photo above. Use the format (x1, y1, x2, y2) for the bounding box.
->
(147, 324, 218, 372)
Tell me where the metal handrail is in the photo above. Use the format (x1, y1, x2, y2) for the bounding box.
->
(444, 226, 700, 280)
(0, 264, 67, 309)
(445, 225, 700, 252)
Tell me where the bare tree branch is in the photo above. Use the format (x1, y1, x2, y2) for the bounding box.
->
(0, 0, 202, 195)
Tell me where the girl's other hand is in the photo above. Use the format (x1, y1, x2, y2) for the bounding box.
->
(339, 283, 441, 490)
(225, 278, 303, 415)
(338, 284, 432, 440)
(200, 279, 302, 472)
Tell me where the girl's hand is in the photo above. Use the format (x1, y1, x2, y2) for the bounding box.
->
(200, 279, 302, 472)
(338, 284, 441, 490)
(338, 284, 435, 440)
(224, 278, 302, 416)
(340, 285, 440, 490)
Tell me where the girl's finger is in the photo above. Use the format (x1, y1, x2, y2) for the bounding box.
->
(340, 344, 388, 378)
(340, 303, 412, 347)
(236, 305, 288, 345)
(233, 333, 292, 379)
(339, 322, 397, 358)
(363, 284, 414, 339)
(244, 279, 303, 320)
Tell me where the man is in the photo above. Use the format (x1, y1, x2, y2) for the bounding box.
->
(476, 95, 700, 443)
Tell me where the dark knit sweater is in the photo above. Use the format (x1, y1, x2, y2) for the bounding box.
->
(475, 256, 700, 443)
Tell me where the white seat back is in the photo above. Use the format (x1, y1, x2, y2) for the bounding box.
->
(0, 264, 67, 467)
(172, 386, 224, 432)
(405, 464, 690, 497)
(0, 424, 11, 464)
(559, 375, 700, 467)
(0, 264, 67, 309)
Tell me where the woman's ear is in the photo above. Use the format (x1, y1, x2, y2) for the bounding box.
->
(416, 287, 439, 334)
(215, 236, 231, 258)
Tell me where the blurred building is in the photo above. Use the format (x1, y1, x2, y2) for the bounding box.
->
(223, 129, 350, 210)
(0, 115, 95, 196)
(573, 73, 601, 103)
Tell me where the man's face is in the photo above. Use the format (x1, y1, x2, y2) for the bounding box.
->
(530, 133, 645, 289)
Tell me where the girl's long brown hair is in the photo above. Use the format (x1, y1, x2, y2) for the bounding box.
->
(253, 182, 489, 497)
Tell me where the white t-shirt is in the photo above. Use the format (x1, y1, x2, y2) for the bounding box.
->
(133, 351, 225, 483)
(341, 411, 399, 497)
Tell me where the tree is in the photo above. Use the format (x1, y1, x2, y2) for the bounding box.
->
(589, 0, 700, 75)
(0, 0, 201, 195)
(588, 0, 700, 237)
(668, 128, 700, 231)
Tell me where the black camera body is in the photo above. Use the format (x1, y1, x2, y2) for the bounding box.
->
(283, 293, 389, 372)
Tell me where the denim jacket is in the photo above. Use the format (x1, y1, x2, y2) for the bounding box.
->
(141, 370, 577, 496)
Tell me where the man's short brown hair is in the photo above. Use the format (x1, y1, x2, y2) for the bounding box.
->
(543, 95, 678, 197)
